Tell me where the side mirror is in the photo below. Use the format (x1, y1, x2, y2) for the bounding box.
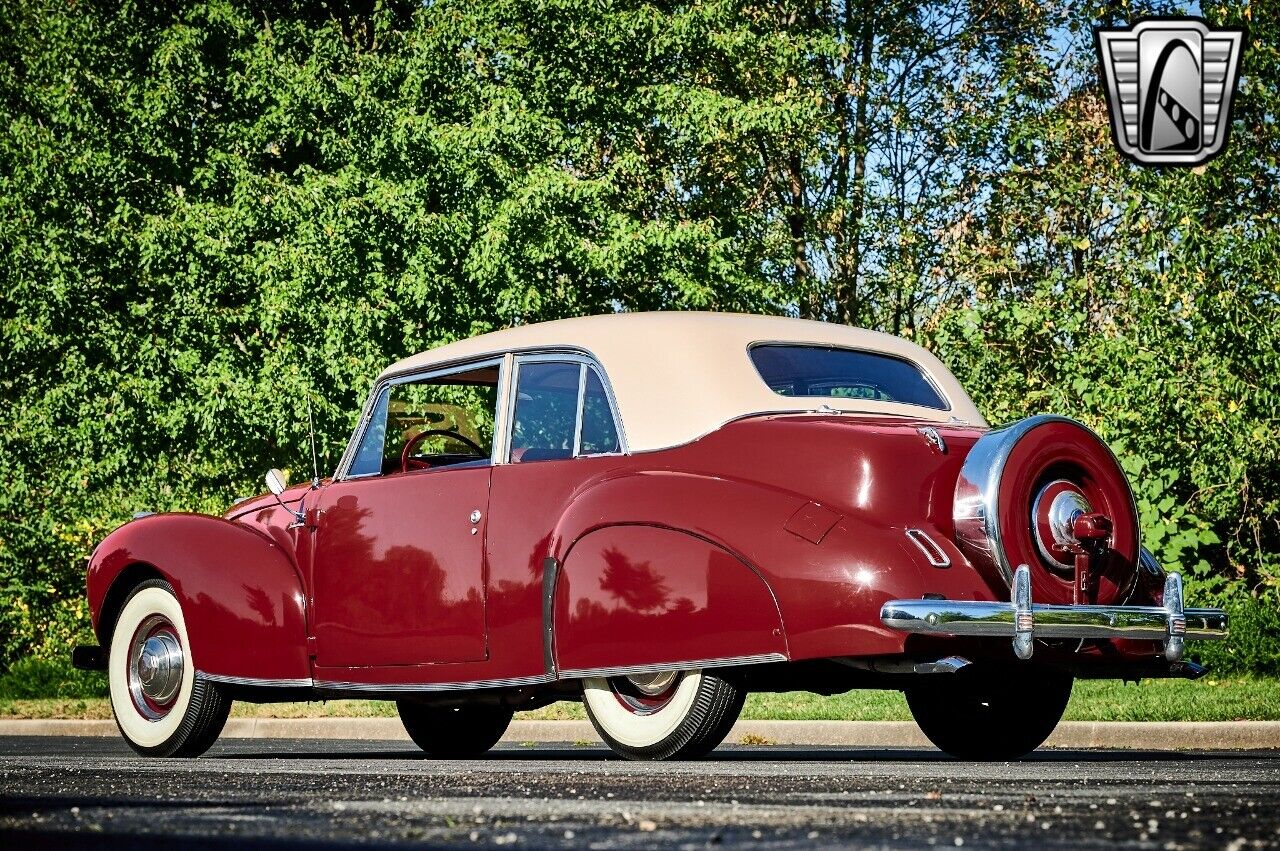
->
(265, 468, 289, 496)
(265, 468, 307, 528)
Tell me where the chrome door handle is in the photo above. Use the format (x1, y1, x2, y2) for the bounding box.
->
(470, 509, 482, 524)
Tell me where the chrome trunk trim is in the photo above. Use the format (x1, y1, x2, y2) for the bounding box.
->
(881, 565, 1226, 661)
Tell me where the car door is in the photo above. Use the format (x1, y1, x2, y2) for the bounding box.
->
(309, 359, 503, 668)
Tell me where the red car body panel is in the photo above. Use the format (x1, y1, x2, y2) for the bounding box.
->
(87, 512, 311, 682)
(84, 412, 1165, 692)
(309, 466, 490, 667)
(554, 524, 787, 672)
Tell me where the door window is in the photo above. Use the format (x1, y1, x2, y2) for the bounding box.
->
(579, 367, 621, 454)
(509, 360, 623, 463)
(349, 363, 500, 477)
(509, 361, 580, 462)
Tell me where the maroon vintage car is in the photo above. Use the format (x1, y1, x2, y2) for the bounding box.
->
(75, 312, 1227, 760)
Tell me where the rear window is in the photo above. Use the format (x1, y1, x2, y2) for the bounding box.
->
(749, 344, 948, 410)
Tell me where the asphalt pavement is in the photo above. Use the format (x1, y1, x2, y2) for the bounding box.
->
(1, 736, 1276, 849)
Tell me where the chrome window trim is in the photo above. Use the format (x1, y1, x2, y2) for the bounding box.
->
(497, 354, 522, 465)
(334, 356, 506, 481)
(572, 362, 587, 457)
(580, 363, 625, 457)
(745, 340, 954, 414)
(333, 379, 385, 480)
(503, 351, 629, 464)
(492, 352, 516, 467)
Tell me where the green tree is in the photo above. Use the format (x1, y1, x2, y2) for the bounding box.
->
(1, 0, 1276, 680)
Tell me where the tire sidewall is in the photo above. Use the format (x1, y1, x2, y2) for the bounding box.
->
(109, 582, 197, 752)
(581, 671, 703, 750)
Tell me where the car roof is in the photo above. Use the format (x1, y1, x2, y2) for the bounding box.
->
(379, 311, 987, 452)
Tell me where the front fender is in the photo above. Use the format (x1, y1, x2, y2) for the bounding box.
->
(87, 513, 310, 682)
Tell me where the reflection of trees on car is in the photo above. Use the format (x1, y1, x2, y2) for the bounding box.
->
(599, 547, 672, 613)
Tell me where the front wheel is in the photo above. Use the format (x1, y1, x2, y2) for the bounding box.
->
(108, 579, 231, 757)
(905, 667, 1073, 760)
(581, 669, 744, 760)
(397, 702, 514, 757)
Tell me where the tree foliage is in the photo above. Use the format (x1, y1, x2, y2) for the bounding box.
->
(1, 0, 1276, 675)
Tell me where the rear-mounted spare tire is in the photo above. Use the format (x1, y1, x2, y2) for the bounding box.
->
(953, 415, 1139, 605)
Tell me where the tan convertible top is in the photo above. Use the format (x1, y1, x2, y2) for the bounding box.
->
(380, 312, 987, 452)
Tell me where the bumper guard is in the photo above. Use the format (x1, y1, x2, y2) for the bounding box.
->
(880, 566, 1227, 662)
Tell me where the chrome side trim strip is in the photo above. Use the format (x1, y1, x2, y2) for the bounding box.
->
(313, 673, 556, 693)
(204, 653, 792, 694)
(559, 652, 788, 681)
(198, 672, 315, 689)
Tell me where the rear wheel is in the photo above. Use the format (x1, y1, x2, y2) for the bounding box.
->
(906, 668, 1072, 760)
(581, 669, 744, 760)
(397, 702, 514, 757)
(108, 579, 231, 757)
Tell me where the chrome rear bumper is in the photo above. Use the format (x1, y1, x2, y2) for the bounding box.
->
(880, 566, 1227, 662)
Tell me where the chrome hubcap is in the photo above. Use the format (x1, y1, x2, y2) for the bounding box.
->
(128, 615, 183, 720)
(611, 670, 683, 715)
(625, 670, 678, 696)
(1032, 479, 1092, 571)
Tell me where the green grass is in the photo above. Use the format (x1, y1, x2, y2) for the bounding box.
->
(738, 677, 1280, 722)
(3, 677, 1276, 722)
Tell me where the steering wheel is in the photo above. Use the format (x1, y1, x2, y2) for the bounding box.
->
(400, 429, 487, 473)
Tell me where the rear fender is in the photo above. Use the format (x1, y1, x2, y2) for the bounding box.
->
(550, 470, 998, 663)
(87, 513, 310, 682)
(554, 523, 787, 674)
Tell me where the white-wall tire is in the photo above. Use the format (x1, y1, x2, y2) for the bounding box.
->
(108, 579, 230, 757)
(581, 669, 744, 760)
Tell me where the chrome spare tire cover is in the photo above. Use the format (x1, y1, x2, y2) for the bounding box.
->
(953, 414, 1140, 606)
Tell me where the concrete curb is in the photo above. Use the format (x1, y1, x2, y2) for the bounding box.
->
(1, 718, 1278, 750)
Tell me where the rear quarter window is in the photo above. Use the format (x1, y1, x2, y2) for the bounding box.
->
(749, 344, 948, 410)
